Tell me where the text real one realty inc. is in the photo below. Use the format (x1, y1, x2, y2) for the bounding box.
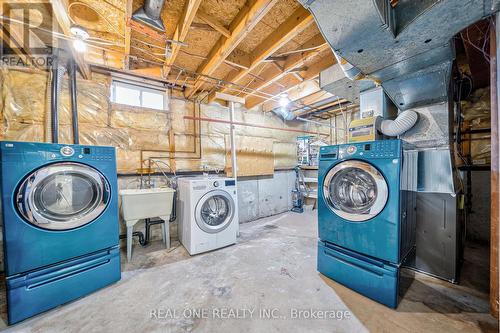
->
(150, 308, 351, 320)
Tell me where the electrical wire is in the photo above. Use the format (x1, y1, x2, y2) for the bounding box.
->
(0, 14, 336, 113)
(273, 44, 324, 57)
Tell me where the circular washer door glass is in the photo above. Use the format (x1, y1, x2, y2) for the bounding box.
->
(17, 162, 110, 230)
(201, 195, 230, 226)
(195, 189, 235, 233)
(323, 160, 388, 222)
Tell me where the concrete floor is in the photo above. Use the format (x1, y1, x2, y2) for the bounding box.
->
(2, 210, 498, 332)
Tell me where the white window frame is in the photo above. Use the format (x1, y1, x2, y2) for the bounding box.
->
(110, 80, 169, 111)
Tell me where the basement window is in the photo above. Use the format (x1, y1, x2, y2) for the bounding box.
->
(110, 81, 167, 111)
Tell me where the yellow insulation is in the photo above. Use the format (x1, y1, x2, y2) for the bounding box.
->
(0, 68, 330, 175)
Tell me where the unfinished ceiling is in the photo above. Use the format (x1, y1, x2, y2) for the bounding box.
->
(55, 0, 341, 118)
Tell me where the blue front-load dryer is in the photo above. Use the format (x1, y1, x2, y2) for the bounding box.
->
(317, 139, 416, 308)
(0, 141, 121, 324)
(318, 139, 415, 263)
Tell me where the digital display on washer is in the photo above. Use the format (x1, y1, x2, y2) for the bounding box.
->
(225, 180, 236, 186)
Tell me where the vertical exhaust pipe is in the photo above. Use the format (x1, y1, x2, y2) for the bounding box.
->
(131, 0, 166, 32)
(50, 51, 59, 144)
(68, 59, 79, 144)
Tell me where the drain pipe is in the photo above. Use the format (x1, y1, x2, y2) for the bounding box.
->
(68, 58, 79, 144)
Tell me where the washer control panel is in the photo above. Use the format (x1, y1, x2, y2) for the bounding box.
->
(320, 140, 401, 160)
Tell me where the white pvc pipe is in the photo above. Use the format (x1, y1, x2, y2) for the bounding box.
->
(380, 110, 418, 137)
(229, 101, 239, 237)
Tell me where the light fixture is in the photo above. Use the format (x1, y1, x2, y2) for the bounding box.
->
(73, 38, 86, 53)
(70, 25, 89, 53)
(279, 93, 290, 107)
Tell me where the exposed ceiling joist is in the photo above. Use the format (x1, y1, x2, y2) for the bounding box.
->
(190, 22, 214, 32)
(124, 0, 133, 69)
(295, 98, 349, 117)
(196, 11, 231, 38)
(85, 46, 124, 68)
(163, 0, 203, 77)
(246, 53, 335, 109)
(184, 0, 280, 98)
(292, 90, 334, 110)
(211, 6, 314, 102)
(51, 0, 91, 79)
(239, 33, 328, 100)
(260, 79, 321, 112)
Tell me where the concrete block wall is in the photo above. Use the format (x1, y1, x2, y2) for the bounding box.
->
(117, 170, 296, 245)
(238, 170, 296, 223)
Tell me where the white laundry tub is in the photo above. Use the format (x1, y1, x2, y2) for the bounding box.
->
(119, 187, 176, 261)
(119, 187, 175, 221)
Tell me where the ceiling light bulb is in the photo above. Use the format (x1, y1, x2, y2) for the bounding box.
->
(70, 25, 89, 40)
(73, 38, 87, 53)
(279, 93, 290, 107)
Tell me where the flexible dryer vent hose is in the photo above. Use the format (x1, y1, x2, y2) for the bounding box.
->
(379, 110, 418, 137)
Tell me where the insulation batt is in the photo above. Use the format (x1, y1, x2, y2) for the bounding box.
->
(0, 69, 330, 174)
(460, 87, 491, 165)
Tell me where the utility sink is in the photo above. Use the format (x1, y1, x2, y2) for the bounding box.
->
(119, 187, 175, 221)
(119, 187, 176, 261)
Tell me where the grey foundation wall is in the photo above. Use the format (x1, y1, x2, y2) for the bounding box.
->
(117, 170, 297, 245)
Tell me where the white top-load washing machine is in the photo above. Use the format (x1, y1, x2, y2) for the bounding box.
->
(178, 176, 238, 255)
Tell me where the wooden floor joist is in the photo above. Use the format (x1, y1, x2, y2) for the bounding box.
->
(163, 0, 203, 77)
(124, 0, 133, 70)
(237, 33, 328, 100)
(184, 0, 280, 98)
(246, 53, 335, 109)
(210, 6, 314, 102)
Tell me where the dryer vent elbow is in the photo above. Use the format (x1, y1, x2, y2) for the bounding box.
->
(379, 110, 418, 137)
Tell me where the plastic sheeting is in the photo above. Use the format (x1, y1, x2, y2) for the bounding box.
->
(0, 68, 328, 175)
(461, 88, 490, 129)
(460, 87, 491, 166)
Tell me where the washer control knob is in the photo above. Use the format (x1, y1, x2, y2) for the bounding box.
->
(60, 146, 75, 157)
(346, 145, 357, 155)
(213, 181, 220, 187)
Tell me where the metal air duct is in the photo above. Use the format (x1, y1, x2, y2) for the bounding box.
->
(304, 0, 500, 109)
(132, 0, 166, 32)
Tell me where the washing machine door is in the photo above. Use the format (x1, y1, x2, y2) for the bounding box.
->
(323, 160, 388, 222)
(195, 189, 235, 234)
(16, 162, 110, 230)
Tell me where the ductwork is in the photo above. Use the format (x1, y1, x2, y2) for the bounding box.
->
(379, 110, 418, 137)
(303, 0, 500, 109)
(358, 86, 416, 137)
(132, 0, 166, 32)
(273, 107, 296, 121)
(332, 50, 364, 81)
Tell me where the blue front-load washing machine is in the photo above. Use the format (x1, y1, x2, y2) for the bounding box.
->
(317, 139, 416, 308)
(0, 141, 121, 324)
